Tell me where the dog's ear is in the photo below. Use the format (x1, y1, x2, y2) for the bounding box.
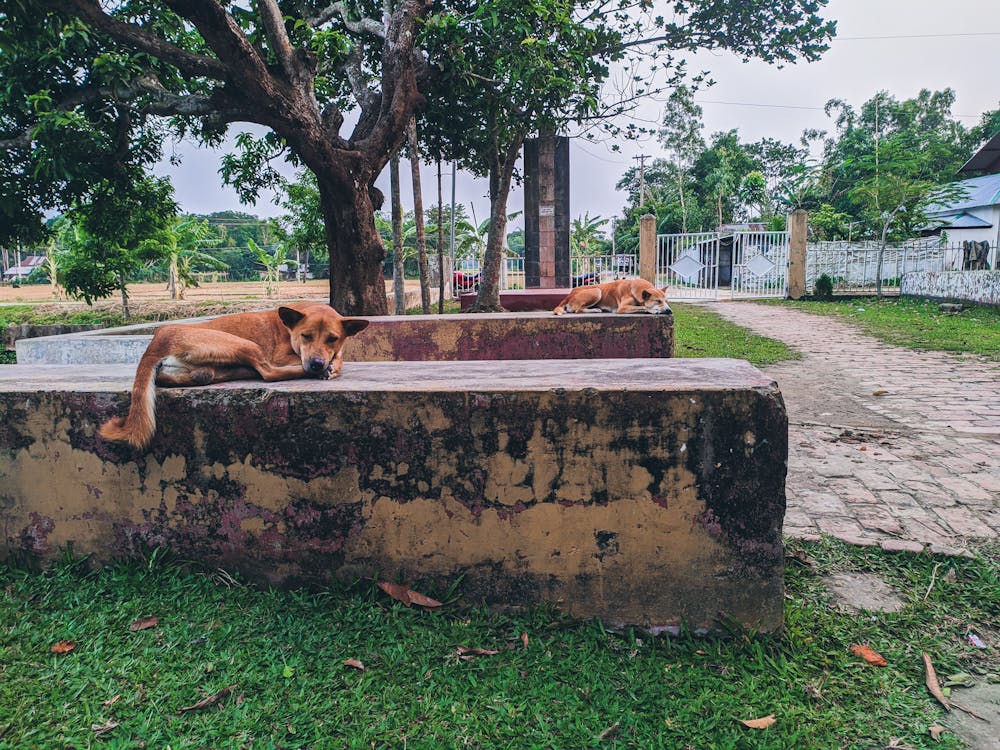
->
(341, 318, 370, 337)
(641, 289, 653, 301)
(278, 306, 305, 329)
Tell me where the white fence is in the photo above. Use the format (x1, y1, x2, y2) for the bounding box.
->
(804, 241, 969, 295)
(451, 254, 638, 294)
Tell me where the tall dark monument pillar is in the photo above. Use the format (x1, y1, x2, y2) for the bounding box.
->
(524, 134, 570, 288)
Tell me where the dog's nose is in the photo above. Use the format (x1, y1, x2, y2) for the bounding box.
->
(307, 357, 327, 374)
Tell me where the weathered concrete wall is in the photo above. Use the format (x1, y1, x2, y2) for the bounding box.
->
(0, 358, 784, 633)
(16, 312, 674, 365)
(3, 323, 103, 351)
(901, 270, 1000, 305)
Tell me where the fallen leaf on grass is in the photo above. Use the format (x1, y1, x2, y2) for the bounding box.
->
(456, 645, 499, 659)
(850, 644, 888, 666)
(740, 715, 776, 729)
(521, 632, 529, 650)
(597, 722, 620, 740)
(922, 653, 950, 711)
(943, 672, 976, 688)
(343, 658, 365, 671)
(102, 695, 121, 708)
(91, 720, 119, 737)
(377, 582, 442, 608)
(50, 640, 76, 654)
(128, 616, 159, 632)
(928, 724, 947, 741)
(178, 685, 237, 713)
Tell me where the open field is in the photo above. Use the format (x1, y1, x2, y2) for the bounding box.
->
(0, 279, 337, 306)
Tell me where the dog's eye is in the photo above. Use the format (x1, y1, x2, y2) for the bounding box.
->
(326, 335, 339, 345)
(301, 333, 314, 342)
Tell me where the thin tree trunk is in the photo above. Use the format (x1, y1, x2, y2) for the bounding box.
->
(678, 168, 688, 234)
(437, 158, 445, 314)
(470, 153, 518, 313)
(408, 118, 431, 313)
(119, 274, 130, 319)
(168, 254, 179, 300)
(391, 151, 406, 314)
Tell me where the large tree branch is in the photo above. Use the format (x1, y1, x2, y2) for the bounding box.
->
(52, 0, 229, 81)
(257, 0, 297, 75)
(308, 2, 386, 37)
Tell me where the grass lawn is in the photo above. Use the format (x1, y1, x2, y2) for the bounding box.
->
(1, 539, 996, 748)
(672, 302, 799, 366)
(765, 297, 1000, 361)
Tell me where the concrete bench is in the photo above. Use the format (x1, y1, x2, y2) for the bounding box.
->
(15, 311, 674, 365)
(0, 357, 786, 633)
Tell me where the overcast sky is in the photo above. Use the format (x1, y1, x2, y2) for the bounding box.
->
(153, 0, 1000, 232)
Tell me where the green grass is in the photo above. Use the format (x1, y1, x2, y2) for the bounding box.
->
(672, 302, 800, 366)
(766, 297, 1000, 360)
(1, 539, 995, 748)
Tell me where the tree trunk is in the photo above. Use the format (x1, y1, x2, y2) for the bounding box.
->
(469, 156, 517, 313)
(678, 169, 688, 234)
(167, 253, 179, 300)
(437, 159, 445, 314)
(408, 118, 431, 314)
(118, 274, 130, 319)
(317, 176, 389, 316)
(391, 151, 406, 315)
(876, 221, 890, 300)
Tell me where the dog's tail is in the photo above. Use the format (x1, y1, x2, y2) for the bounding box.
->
(98, 353, 160, 450)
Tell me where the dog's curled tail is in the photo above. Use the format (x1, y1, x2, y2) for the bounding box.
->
(98, 355, 159, 450)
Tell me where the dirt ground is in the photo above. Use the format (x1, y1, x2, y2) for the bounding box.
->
(0, 279, 420, 317)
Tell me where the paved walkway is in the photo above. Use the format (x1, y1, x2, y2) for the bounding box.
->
(705, 302, 1000, 554)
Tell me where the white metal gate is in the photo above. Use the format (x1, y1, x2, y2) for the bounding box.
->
(657, 230, 790, 300)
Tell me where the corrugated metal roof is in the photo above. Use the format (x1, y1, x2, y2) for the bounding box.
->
(942, 212, 993, 229)
(960, 131, 1000, 174)
(925, 173, 1000, 215)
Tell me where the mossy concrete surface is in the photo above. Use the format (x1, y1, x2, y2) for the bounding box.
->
(0, 357, 785, 633)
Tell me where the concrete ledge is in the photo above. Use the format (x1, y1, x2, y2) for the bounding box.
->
(15, 311, 674, 364)
(460, 289, 573, 312)
(0, 358, 785, 633)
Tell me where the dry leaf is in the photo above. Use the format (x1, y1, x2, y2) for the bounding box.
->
(129, 616, 159, 632)
(178, 684, 237, 713)
(377, 582, 442, 608)
(850, 644, 888, 667)
(597, 722, 620, 740)
(928, 724, 947, 741)
(740, 715, 776, 729)
(343, 658, 365, 671)
(521, 632, 529, 650)
(872, 389, 889, 396)
(102, 694, 121, 708)
(50, 640, 76, 654)
(456, 645, 499, 657)
(91, 720, 119, 737)
(922, 653, 950, 711)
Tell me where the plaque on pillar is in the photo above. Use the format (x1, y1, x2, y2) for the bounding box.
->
(524, 134, 570, 288)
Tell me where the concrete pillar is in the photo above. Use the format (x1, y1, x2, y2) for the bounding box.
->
(639, 214, 657, 284)
(524, 134, 570, 288)
(787, 209, 808, 299)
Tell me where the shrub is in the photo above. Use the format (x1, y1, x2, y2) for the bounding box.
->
(813, 273, 834, 300)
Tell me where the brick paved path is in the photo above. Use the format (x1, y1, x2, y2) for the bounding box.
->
(705, 302, 1000, 554)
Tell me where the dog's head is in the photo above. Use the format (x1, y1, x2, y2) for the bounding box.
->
(278, 305, 369, 377)
(640, 285, 672, 315)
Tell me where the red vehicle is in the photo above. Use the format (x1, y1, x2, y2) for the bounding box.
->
(453, 270, 481, 292)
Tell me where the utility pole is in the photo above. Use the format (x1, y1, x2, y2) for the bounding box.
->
(633, 154, 651, 208)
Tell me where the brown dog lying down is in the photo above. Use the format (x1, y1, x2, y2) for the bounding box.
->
(99, 302, 368, 449)
(553, 278, 672, 315)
